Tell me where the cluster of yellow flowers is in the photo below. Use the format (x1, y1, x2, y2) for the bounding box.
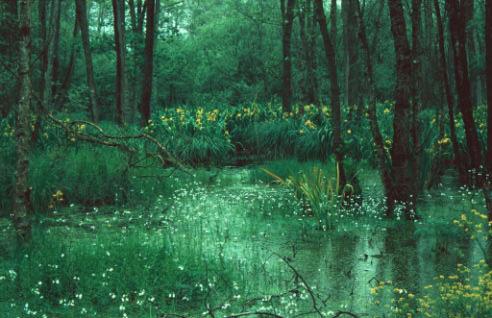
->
(48, 190, 64, 209)
(437, 136, 451, 146)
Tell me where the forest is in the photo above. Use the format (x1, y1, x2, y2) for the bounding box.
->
(1, 0, 492, 316)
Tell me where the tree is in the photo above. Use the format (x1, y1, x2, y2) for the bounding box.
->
(387, 0, 417, 219)
(280, 0, 295, 113)
(486, 0, 492, 217)
(446, 0, 482, 176)
(13, 0, 33, 243)
(434, 0, 464, 182)
(298, 0, 318, 106)
(140, 0, 156, 126)
(314, 0, 347, 189)
(355, 0, 395, 215)
(112, 0, 129, 125)
(75, 0, 99, 122)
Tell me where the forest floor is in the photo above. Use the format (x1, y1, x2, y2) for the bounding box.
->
(0, 161, 487, 317)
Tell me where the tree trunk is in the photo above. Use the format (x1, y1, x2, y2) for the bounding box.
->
(140, 0, 156, 126)
(298, 0, 317, 106)
(112, 0, 129, 125)
(355, 0, 395, 215)
(42, 0, 61, 109)
(281, 0, 295, 113)
(446, 0, 482, 176)
(54, 17, 80, 109)
(434, 0, 465, 182)
(410, 0, 422, 191)
(486, 0, 492, 218)
(75, 0, 98, 122)
(387, 0, 417, 219)
(14, 0, 33, 244)
(314, 0, 347, 189)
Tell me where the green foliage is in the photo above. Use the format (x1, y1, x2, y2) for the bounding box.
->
(0, 227, 232, 316)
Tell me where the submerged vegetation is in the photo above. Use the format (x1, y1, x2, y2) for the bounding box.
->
(1, 0, 492, 317)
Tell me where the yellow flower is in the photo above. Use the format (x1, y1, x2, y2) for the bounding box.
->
(304, 120, 316, 129)
(383, 108, 391, 114)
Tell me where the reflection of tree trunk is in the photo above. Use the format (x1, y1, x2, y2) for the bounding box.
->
(281, 0, 295, 112)
(14, 0, 33, 244)
(112, 0, 128, 125)
(434, 0, 465, 183)
(76, 0, 98, 121)
(387, 0, 417, 219)
(384, 225, 418, 292)
(447, 0, 482, 175)
(314, 0, 347, 189)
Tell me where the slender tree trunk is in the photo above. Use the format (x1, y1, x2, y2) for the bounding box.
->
(51, 0, 62, 98)
(314, 0, 347, 189)
(299, 0, 317, 106)
(434, 0, 465, 182)
(14, 0, 33, 244)
(281, 0, 296, 113)
(446, 0, 482, 177)
(387, 0, 417, 219)
(410, 0, 422, 192)
(75, 0, 98, 122)
(355, 0, 395, 215)
(112, 0, 129, 125)
(54, 18, 79, 109)
(140, 0, 156, 126)
(42, 0, 61, 109)
(486, 0, 492, 218)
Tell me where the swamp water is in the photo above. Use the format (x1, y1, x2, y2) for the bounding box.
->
(0, 164, 486, 317)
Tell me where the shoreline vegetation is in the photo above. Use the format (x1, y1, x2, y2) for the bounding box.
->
(1, 0, 492, 316)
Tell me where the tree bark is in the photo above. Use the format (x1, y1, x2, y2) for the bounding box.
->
(446, 0, 482, 175)
(355, 0, 395, 215)
(281, 0, 296, 113)
(140, 0, 156, 126)
(387, 0, 417, 219)
(314, 0, 347, 189)
(112, 0, 129, 125)
(14, 0, 33, 244)
(298, 0, 318, 106)
(75, 0, 99, 122)
(54, 17, 80, 109)
(486, 0, 492, 218)
(434, 0, 465, 182)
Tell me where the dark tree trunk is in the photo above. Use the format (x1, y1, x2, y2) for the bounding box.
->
(410, 0, 422, 193)
(314, 0, 347, 189)
(355, 0, 395, 214)
(446, 0, 482, 175)
(434, 0, 465, 182)
(75, 0, 98, 122)
(51, 0, 62, 98)
(342, 0, 361, 117)
(387, 0, 417, 219)
(298, 0, 318, 106)
(140, 0, 156, 126)
(486, 0, 492, 218)
(14, 0, 33, 244)
(54, 17, 79, 109)
(281, 0, 295, 112)
(112, 0, 129, 125)
(42, 0, 61, 109)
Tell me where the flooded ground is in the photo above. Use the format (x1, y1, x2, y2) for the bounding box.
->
(0, 164, 486, 317)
